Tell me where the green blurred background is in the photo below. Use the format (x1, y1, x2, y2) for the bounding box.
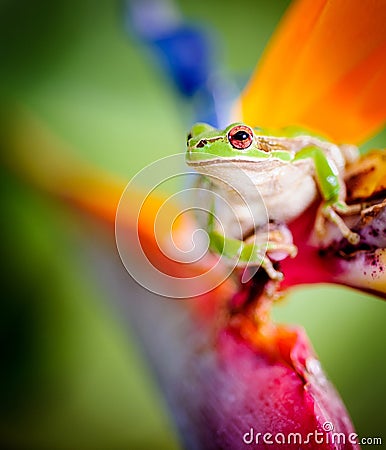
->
(0, 0, 385, 448)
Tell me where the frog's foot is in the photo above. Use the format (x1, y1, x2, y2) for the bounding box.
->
(243, 229, 297, 281)
(245, 223, 298, 261)
(315, 202, 360, 245)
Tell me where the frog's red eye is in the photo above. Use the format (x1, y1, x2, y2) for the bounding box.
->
(228, 125, 254, 149)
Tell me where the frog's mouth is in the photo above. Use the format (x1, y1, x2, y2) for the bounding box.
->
(186, 156, 269, 166)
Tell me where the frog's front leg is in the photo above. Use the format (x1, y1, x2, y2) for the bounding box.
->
(294, 146, 360, 245)
(208, 220, 297, 281)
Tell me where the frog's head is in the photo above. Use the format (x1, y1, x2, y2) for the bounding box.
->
(186, 122, 282, 165)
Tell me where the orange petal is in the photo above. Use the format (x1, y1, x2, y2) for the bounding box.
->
(240, 0, 386, 143)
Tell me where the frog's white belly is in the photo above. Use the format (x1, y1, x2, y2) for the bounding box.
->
(195, 159, 317, 239)
(242, 159, 317, 222)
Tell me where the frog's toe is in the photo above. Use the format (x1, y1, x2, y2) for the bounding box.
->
(267, 243, 298, 261)
(347, 231, 360, 245)
(286, 244, 298, 258)
(333, 201, 362, 215)
(261, 256, 284, 281)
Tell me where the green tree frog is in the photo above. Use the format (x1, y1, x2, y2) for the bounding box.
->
(186, 122, 360, 280)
